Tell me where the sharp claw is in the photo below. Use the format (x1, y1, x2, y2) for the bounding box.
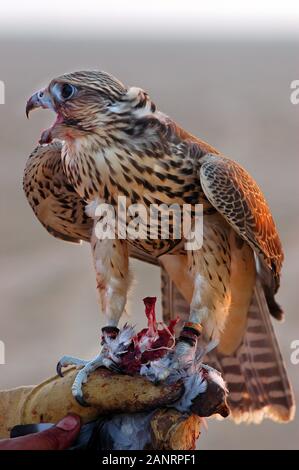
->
(102, 357, 122, 373)
(110, 363, 121, 373)
(56, 362, 64, 377)
(74, 394, 90, 408)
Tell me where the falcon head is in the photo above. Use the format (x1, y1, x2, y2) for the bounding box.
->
(26, 70, 127, 144)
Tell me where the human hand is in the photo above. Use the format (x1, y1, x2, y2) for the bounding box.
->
(0, 414, 81, 450)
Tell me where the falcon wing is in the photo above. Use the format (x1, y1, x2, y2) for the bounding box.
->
(199, 153, 284, 290)
(23, 142, 93, 243)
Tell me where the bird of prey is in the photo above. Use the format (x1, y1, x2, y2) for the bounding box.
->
(24, 70, 294, 422)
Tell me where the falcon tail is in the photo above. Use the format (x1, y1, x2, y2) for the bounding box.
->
(161, 269, 295, 423)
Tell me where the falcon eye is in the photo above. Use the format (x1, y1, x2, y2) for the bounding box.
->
(60, 83, 75, 100)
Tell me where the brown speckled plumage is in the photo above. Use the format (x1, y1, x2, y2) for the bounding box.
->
(23, 141, 92, 243)
(24, 70, 294, 421)
(200, 154, 283, 283)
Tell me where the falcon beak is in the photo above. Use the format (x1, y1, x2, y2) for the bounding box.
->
(26, 89, 54, 118)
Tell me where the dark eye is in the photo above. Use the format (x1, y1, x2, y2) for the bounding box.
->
(60, 83, 75, 100)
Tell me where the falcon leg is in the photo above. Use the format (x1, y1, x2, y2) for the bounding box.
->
(173, 234, 232, 364)
(157, 228, 232, 381)
(56, 356, 88, 377)
(173, 277, 209, 364)
(57, 231, 131, 406)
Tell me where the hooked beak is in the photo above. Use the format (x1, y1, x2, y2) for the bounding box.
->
(26, 88, 62, 144)
(26, 89, 54, 118)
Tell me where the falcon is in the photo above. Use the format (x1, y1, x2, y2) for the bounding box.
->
(24, 70, 294, 422)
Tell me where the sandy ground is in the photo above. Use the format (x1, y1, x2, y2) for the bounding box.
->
(0, 36, 298, 449)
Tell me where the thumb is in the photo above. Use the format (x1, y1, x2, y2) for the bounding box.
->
(1, 414, 81, 450)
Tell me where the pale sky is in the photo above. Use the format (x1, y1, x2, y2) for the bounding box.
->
(0, 0, 299, 37)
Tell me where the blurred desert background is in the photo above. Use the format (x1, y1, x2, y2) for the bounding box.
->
(0, 2, 298, 450)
